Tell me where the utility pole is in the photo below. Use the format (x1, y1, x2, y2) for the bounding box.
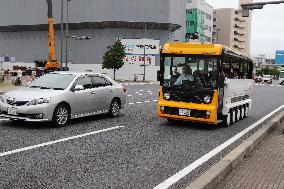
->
(60, 0, 64, 70)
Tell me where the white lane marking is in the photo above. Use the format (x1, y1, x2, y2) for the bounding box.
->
(128, 103, 135, 105)
(261, 84, 265, 86)
(278, 85, 282, 87)
(154, 105, 284, 189)
(148, 91, 152, 93)
(140, 90, 143, 92)
(271, 85, 275, 87)
(136, 102, 142, 104)
(145, 101, 150, 103)
(139, 94, 143, 96)
(130, 83, 134, 85)
(153, 100, 158, 102)
(127, 95, 132, 97)
(150, 93, 153, 95)
(135, 92, 139, 94)
(0, 126, 125, 158)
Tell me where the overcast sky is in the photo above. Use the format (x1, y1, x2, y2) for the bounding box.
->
(206, 0, 284, 59)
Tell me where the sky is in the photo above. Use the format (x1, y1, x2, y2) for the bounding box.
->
(206, 0, 284, 59)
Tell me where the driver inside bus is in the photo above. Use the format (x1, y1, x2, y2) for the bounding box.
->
(174, 64, 194, 85)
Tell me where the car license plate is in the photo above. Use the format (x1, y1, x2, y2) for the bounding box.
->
(179, 109, 191, 116)
(7, 107, 18, 116)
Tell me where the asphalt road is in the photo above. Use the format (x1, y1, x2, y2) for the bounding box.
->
(0, 82, 284, 189)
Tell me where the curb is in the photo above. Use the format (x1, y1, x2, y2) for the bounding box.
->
(185, 110, 284, 189)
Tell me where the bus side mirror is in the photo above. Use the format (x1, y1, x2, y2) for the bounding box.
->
(157, 70, 161, 81)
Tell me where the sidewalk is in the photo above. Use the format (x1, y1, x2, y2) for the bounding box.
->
(218, 125, 284, 189)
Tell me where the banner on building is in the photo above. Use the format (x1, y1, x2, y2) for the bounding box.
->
(119, 38, 160, 65)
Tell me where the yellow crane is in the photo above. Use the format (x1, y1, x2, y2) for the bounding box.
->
(45, 0, 59, 71)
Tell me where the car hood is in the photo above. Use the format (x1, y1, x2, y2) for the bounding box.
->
(3, 87, 64, 101)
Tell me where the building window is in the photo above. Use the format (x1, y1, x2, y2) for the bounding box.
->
(209, 26, 212, 32)
(190, 21, 194, 26)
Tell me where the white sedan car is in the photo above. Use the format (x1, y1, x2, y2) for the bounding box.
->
(0, 72, 127, 127)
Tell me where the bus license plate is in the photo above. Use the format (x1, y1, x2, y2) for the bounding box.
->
(7, 107, 18, 116)
(179, 109, 191, 117)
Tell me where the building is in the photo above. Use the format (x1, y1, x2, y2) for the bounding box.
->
(185, 0, 213, 43)
(275, 50, 284, 64)
(213, 0, 252, 55)
(0, 0, 186, 81)
(254, 54, 266, 67)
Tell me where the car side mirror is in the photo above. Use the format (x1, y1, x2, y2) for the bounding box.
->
(74, 85, 84, 91)
(157, 70, 161, 81)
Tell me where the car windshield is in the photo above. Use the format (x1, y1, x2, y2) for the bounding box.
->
(162, 56, 218, 90)
(263, 75, 271, 78)
(29, 73, 76, 90)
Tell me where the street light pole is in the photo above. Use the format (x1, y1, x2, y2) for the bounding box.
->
(60, 0, 64, 70)
(65, 0, 70, 69)
(143, 23, 147, 81)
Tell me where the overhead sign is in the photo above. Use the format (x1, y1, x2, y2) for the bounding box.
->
(119, 38, 160, 65)
(0, 57, 4, 62)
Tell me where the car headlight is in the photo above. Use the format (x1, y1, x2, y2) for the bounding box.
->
(204, 96, 211, 104)
(164, 93, 171, 100)
(27, 97, 51, 106)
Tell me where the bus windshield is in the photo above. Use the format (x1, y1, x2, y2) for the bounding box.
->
(162, 56, 218, 90)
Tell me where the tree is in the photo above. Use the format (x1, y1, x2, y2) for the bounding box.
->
(102, 39, 126, 80)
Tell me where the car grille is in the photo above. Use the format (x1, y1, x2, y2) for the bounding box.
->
(163, 107, 208, 119)
(6, 99, 29, 106)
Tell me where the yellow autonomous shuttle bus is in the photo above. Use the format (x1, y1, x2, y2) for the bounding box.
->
(157, 43, 254, 126)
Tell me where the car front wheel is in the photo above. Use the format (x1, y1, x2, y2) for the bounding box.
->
(52, 104, 70, 127)
(109, 99, 120, 117)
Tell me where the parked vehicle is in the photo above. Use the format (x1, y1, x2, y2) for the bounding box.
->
(0, 72, 127, 127)
(255, 76, 263, 83)
(279, 71, 284, 85)
(262, 75, 272, 84)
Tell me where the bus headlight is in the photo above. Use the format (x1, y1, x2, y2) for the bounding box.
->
(204, 96, 211, 104)
(164, 93, 171, 100)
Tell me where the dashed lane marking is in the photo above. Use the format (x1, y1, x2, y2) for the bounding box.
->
(128, 103, 135, 105)
(0, 126, 125, 158)
(153, 100, 158, 102)
(136, 102, 142, 104)
(145, 101, 150, 103)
